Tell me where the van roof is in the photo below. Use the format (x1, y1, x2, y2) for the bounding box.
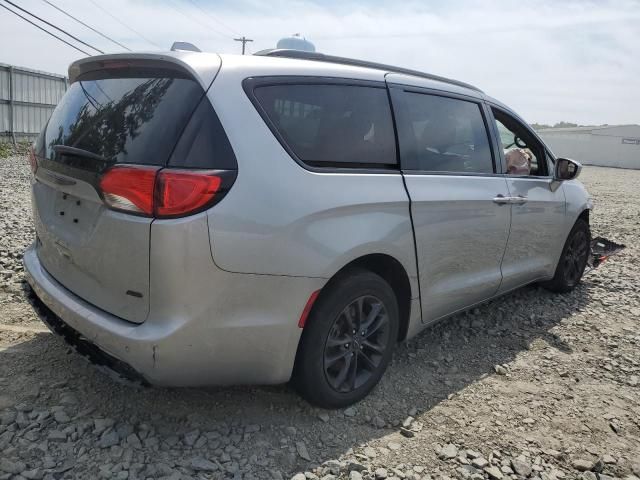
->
(253, 49, 483, 93)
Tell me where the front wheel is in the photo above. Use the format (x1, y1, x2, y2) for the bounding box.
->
(542, 218, 591, 293)
(293, 269, 399, 408)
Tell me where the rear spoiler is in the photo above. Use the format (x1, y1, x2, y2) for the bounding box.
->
(68, 52, 221, 90)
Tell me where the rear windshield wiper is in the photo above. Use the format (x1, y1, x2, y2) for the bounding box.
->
(52, 145, 106, 163)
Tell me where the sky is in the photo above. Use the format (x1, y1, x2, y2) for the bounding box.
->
(1, 0, 639, 126)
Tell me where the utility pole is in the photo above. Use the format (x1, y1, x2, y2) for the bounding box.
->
(234, 36, 253, 55)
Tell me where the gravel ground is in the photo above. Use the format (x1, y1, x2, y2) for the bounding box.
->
(1, 154, 639, 480)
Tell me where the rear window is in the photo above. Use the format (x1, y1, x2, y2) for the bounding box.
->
(38, 68, 236, 172)
(252, 84, 396, 169)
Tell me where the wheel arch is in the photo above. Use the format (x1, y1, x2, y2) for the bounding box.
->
(317, 253, 413, 342)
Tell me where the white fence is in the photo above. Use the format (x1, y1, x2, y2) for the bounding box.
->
(0, 63, 67, 143)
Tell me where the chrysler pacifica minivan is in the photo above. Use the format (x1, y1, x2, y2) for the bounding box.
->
(24, 49, 592, 407)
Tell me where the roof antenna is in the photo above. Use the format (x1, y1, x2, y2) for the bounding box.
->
(171, 41, 201, 52)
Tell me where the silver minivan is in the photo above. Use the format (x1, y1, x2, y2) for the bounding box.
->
(24, 49, 592, 407)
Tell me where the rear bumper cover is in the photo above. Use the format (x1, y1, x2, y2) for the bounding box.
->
(23, 244, 325, 386)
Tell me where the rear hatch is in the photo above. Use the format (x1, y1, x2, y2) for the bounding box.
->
(31, 57, 223, 323)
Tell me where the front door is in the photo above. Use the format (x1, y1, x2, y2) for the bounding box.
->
(488, 106, 568, 292)
(389, 84, 511, 323)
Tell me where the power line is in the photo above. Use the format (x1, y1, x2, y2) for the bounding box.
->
(87, 0, 163, 49)
(183, 0, 241, 37)
(0, 2, 92, 56)
(234, 36, 253, 55)
(41, 0, 131, 52)
(165, 0, 228, 39)
(2, 0, 103, 54)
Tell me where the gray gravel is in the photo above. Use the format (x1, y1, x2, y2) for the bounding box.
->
(1, 155, 639, 480)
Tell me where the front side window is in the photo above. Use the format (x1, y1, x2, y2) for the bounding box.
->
(253, 83, 396, 168)
(392, 90, 494, 173)
(492, 108, 548, 176)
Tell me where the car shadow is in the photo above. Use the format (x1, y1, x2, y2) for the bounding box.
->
(1, 278, 592, 475)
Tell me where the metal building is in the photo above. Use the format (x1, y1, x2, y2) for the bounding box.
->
(1, 63, 67, 143)
(539, 125, 640, 170)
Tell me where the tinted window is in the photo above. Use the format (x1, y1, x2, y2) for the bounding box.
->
(40, 71, 204, 172)
(169, 96, 237, 170)
(253, 84, 396, 168)
(393, 91, 494, 173)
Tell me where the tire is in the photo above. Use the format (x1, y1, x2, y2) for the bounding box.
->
(542, 218, 591, 293)
(293, 269, 399, 408)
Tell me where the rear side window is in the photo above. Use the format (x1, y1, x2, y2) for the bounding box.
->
(252, 83, 396, 169)
(392, 90, 494, 174)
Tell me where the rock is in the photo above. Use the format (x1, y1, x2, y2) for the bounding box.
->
(400, 428, 415, 438)
(350, 472, 362, 480)
(347, 462, 366, 473)
(572, 459, 594, 472)
(343, 407, 357, 417)
(53, 410, 70, 423)
(601, 455, 616, 464)
(364, 447, 377, 458)
(511, 456, 532, 477)
(191, 457, 218, 472)
(402, 416, 415, 428)
(471, 458, 489, 469)
(494, 365, 508, 375)
(318, 413, 330, 423)
(94, 418, 115, 434)
(47, 430, 67, 442)
(484, 466, 504, 480)
(292, 474, 307, 480)
(296, 442, 311, 461)
(439, 443, 458, 460)
(0, 431, 14, 449)
(126, 433, 142, 449)
(375, 468, 388, 480)
(183, 429, 200, 447)
(388, 442, 401, 451)
(99, 430, 120, 449)
(0, 459, 26, 474)
(466, 450, 481, 459)
(22, 469, 44, 480)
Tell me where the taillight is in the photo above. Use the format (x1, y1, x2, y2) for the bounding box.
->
(98, 165, 231, 218)
(155, 170, 222, 218)
(99, 166, 158, 216)
(28, 146, 38, 174)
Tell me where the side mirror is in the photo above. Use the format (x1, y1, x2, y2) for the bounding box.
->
(554, 157, 582, 181)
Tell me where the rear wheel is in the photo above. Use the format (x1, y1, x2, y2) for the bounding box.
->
(543, 218, 591, 293)
(293, 269, 399, 408)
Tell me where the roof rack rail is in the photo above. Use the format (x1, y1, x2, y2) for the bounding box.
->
(253, 49, 482, 93)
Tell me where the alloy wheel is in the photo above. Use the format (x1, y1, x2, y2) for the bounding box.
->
(323, 295, 391, 393)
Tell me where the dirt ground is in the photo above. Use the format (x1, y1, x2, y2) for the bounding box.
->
(1, 155, 638, 480)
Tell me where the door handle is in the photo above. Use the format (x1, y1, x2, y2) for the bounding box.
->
(493, 195, 528, 205)
(493, 194, 510, 205)
(510, 195, 528, 205)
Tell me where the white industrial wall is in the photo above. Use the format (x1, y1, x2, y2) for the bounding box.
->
(540, 128, 640, 170)
(0, 63, 67, 142)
